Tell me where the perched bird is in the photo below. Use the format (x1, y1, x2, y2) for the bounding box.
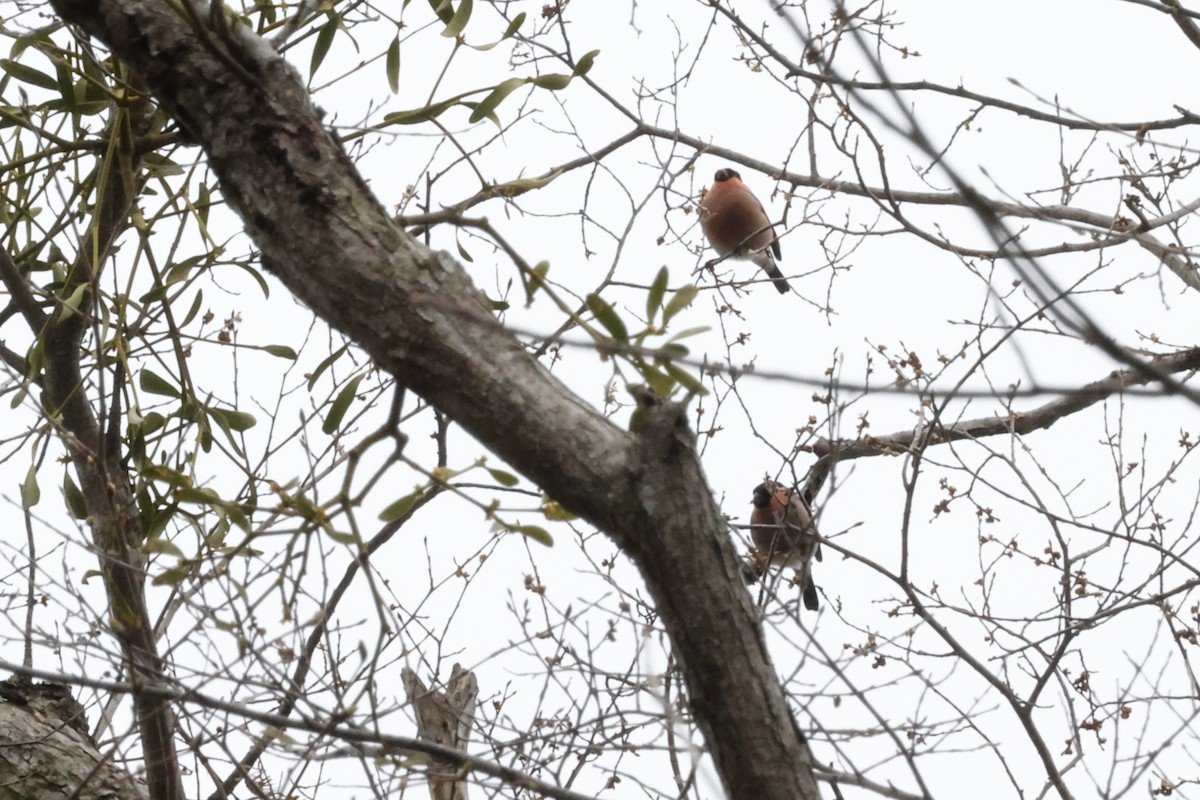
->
(699, 168, 789, 294)
(750, 480, 820, 610)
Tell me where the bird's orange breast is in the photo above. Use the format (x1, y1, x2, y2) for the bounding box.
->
(699, 183, 775, 257)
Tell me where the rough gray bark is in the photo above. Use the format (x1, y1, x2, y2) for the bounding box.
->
(0, 681, 148, 800)
(46, 2, 821, 798)
(403, 664, 478, 800)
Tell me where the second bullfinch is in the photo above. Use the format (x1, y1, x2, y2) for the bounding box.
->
(750, 480, 820, 611)
(699, 168, 790, 294)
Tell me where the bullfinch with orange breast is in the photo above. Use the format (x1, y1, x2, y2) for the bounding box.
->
(750, 480, 821, 611)
(699, 168, 790, 294)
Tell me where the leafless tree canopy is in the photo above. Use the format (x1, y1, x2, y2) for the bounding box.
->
(0, 1, 1198, 799)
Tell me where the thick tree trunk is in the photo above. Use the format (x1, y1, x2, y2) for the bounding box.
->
(47, 3, 821, 797)
(0, 680, 148, 800)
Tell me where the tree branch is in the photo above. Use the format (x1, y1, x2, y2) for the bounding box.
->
(0, 661, 594, 800)
(46, 3, 819, 798)
(33, 70, 184, 800)
(805, 347, 1200, 496)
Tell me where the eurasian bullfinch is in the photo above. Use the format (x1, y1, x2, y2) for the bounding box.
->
(699, 168, 790, 294)
(750, 480, 820, 610)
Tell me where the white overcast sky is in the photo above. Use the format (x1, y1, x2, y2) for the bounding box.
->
(5, 1, 1200, 798)
(205, 2, 1200, 795)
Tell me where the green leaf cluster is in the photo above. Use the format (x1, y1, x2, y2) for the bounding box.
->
(585, 266, 709, 401)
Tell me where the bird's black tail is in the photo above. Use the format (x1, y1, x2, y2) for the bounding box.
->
(765, 263, 790, 294)
(803, 580, 819, 611)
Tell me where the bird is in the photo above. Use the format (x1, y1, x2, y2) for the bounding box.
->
(698, 168, 790, 294)
(749, 480, 821, 610)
